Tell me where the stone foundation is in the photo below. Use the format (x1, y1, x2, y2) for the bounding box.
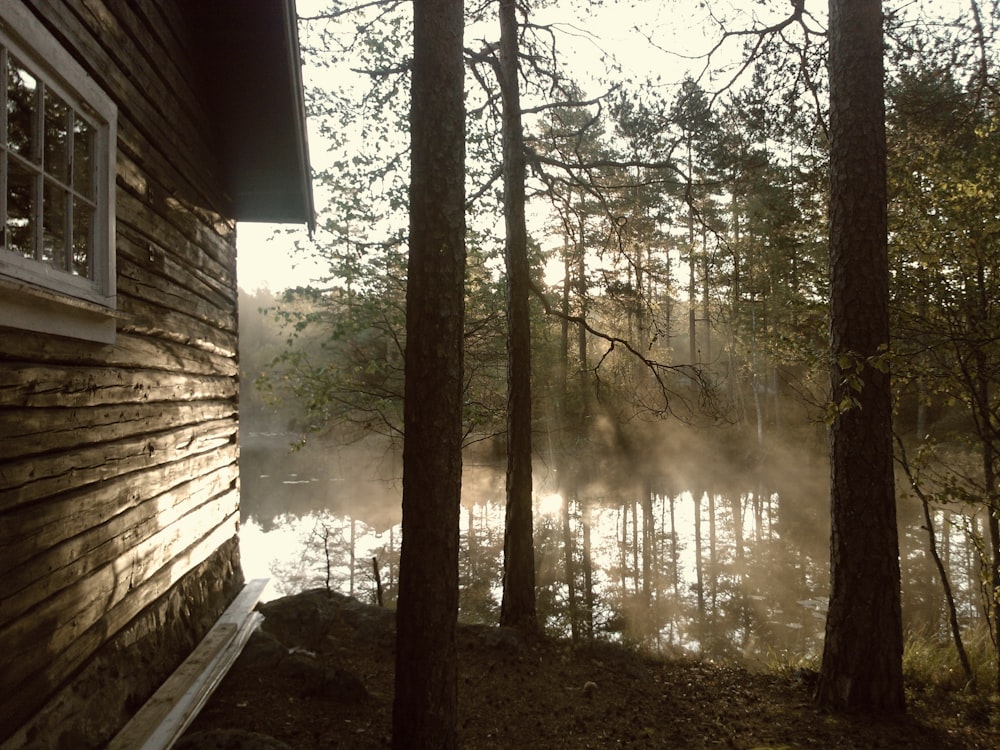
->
(6, 537, 244, 750)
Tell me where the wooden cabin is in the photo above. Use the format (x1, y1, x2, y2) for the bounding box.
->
(0, 1, 313, 745)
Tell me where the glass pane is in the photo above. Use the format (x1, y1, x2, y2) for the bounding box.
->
(42, 178, 66, 269)
(44, 88, 69, 182)
(72, 196, 92, 277)
(7, 56, 38, 163)
(7, 158, 35, 258)
(73, 117, 94, 197)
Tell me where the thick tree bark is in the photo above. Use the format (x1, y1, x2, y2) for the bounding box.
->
(498, 0, 538, 631)
(816, 0, 905, 713)
(391, 1, 466, 746)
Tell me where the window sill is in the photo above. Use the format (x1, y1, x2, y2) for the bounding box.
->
(0, 276, 117, 344)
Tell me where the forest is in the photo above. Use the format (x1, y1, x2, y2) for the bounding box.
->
(234, 0, 1000, 744)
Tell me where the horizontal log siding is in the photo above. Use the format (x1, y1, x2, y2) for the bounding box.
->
(0, 0, 243, 739)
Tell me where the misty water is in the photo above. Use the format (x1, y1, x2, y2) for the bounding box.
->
(239, 431, 858, 666)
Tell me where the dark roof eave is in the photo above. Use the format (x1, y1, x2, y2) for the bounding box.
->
(187, 0, 315, 233)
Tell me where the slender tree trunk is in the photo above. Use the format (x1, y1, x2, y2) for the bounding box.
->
(389, 526, 395, 590)
(816, 0, 905, 713)
(563, 489, 578, 640)
(926, 489, 975, 686)
(392, 0, 466, 744)
(467, 505, 477, 579)
(619, 505, 629, 592)
(350, 516, 357, 597)
(693, 490, 706, 646)
(498, 0, 537, 631)
(631, 496, 640, 596)
(642, 484, 653, 607)
(731, 493, 749, 641)
(897, 438, 974, 687)
(702, 229, 711, 360)
(970, 255, 1000, 691)
(708, 492, 717, 616)
(582, 496, 594, 638)
(664, 252, 672, 355)
(669, 493, 679, 599)
(559, 244, 578, 640)
(687, 142, 697, 371)
(978, 394, 1000, 693)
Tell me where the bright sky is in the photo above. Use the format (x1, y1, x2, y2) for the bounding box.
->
(236, 0, 976, 293)
(237, 221, 319, 293)
(237, 0, 713, 292)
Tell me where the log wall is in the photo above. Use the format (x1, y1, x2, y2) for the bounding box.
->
(0, 1, 244, 742)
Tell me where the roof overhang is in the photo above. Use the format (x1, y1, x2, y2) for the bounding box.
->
(185, 0, 315, 232)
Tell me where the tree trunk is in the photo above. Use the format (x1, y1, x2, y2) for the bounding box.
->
(619, 505, 629, 592)
(349, 516, 356, 597)
(923, 488, 975, 687)
(498, 0, 538, 632)
(563, 489, 578, 640)
(582, 495, 594, 639)
(708, 492, 717, 616)
(977, 379, 1000, 693)
(391, 1, 466, 746)
(693, 490, 705, 646)
(687, 141, 697, 372)
(816, 0, 905, 714)
(631, 496, 639, 596)
(642, 484, 653, 607)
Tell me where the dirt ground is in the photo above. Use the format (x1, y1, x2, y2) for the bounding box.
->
(177, 589, 1000, 749)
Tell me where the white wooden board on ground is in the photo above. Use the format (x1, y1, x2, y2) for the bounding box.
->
(106, 578, 269, 750)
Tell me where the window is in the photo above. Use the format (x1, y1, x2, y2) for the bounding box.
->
(0, 3, 116, 343)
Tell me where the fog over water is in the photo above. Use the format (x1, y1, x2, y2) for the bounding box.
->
(239, 425, 847, 663)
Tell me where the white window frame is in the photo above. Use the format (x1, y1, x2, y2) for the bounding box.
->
(0, 2, 116, 344)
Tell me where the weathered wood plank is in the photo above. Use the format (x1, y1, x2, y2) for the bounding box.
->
(0, 401, 235, 460)
(118, 229, 234, 320)
(0, 493, 239, 694)
(91, 0, 217, 146)
(117, 256, 236, 336)
(0, 520, 239, 742)
(0, 462, 238, 626)
(118, 295, 237, 359)
(0, 366, 236, 408)
(140, 0, 193, 58)
(107, 579, 268, 750)
(0, 326, 238, 377)
(116, 187, 236, 299)
(0, 443, 237, 576)
(0, 418, 236, 509)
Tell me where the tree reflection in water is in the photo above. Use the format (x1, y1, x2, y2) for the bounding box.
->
(240, 452, 830, 665)
(240, 436, 985, 667)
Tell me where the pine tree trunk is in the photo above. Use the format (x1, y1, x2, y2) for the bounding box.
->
(816, 0, 905, 714)
(498, 0, 537, 631)
(392, 0, 466, 744)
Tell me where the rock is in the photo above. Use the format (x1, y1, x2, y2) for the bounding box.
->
(234, 631, 287, 671)
(257, 589, 395, 651)
(320, 666, 368, 703)
(278, 651, 328, 693)
(478, 626, 523, 651)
